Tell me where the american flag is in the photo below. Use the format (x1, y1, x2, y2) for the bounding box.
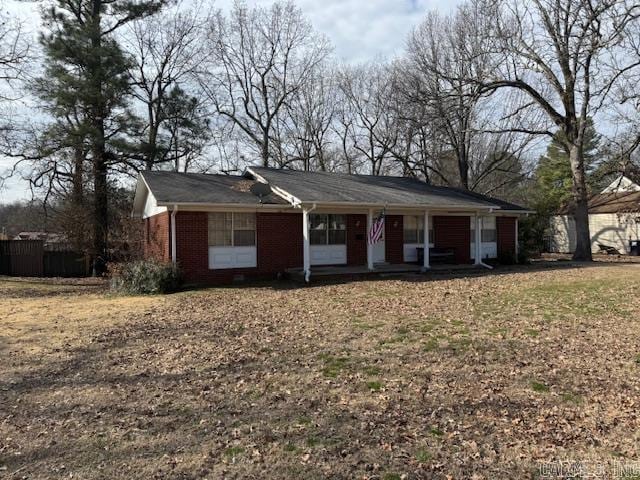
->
(368, 210, 385, 244)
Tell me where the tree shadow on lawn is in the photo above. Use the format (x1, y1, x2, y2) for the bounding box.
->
(214, 259, 624, 292)
(0, 308, 600, 479)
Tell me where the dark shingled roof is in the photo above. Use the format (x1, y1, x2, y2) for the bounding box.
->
(137, 168, 528, 211)
(560, 190, 640, 215)
(247, 167, 527, 210)
(141, 171, 287, 205)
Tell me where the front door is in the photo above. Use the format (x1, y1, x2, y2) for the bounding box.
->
(372, 226, 386, 264)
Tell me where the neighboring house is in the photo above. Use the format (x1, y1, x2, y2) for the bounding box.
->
(13, 232, 67, 247)
(549, 175, 640, 254)
(132, 167, 529, 284)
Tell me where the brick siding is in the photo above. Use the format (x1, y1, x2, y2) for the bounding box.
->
(174, 211, 304, 284)
(497, 216, 517, 259)
(433, 215, 471, 264)
(346, 214, 367, 266)
(143, 212, 170, 262)
(257, 213, 303, 272)
(384, 215, 404, 264)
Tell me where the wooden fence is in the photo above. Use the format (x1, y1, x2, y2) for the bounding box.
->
(0, 240, 90, 277)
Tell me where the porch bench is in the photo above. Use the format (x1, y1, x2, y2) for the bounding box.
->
(416, 247, 456, 265)
(597, 243, 621, 255)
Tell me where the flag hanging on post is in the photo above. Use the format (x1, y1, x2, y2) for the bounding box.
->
(368, 210, 385, 245)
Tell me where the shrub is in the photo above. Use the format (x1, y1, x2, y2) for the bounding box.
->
(110, 260, 181, 294)
(498, 250, 518, 265)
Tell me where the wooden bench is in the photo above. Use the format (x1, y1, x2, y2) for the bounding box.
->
(597, 243, 621, 255)
(416, 247, 456, 265)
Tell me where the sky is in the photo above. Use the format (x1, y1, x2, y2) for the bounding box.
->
(0, 0, 461, 204)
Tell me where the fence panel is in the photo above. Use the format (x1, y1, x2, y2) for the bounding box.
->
(5, 240, 44, 276)
(43, 251, 89, 277)
(0, 241, 10, 275)
(0, 240, 89, 277)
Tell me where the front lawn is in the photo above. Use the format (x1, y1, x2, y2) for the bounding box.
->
(1, 265, 639, 479)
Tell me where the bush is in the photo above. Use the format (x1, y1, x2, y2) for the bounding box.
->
(497, 251, 518, 265)
(110, 260, 181, 294)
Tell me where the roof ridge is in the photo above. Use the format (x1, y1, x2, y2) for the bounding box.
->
(249, 166, 525, 210)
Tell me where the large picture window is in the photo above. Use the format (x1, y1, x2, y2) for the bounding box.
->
(403, 215, 433, 244)
(208, 212, 256, 247)
(309, 214, 346, 245)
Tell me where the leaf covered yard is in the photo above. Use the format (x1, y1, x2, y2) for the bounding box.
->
(1, 264, 640, 479)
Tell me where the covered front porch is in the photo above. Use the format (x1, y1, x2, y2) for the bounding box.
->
(299, 206, 519, 283)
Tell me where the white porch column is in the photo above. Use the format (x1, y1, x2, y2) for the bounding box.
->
(302, 208, 311, 282)
(367, 208, 374, 270)
(474, 213, 482, 265)
(170, 205, 178, 264)
(422, 210, 430, 271)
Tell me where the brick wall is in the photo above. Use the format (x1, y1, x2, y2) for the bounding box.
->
(175, 211, 210, 282)
(346, 214, 367, 266)
(497, 216, 517, 259)
(433, 216, 471, 264)
(257, 212, 303, 271)
(143, 212, 170, 262)
(385, 215, 404, 264)
(174, 211, 304, 284)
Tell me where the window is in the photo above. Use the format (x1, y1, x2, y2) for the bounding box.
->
(309, 214, 346, 245)
(208, 212, 255, 247)
(471, 217, 496, 243)
(403, 215, 433, 244)
(482, 227, 497, 243)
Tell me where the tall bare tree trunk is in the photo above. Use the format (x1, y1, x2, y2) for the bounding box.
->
(261, 130, 269, 167)
(90, 0, 108, 275)
(569, 143, 592, 260)
(72, 146, 84, 206)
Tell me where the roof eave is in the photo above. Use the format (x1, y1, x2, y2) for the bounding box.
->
(294, 200, 504, 211)
(131, 174, 151, 218)
(155, 201, 294, 209)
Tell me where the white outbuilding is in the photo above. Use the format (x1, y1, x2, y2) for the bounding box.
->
(548, 175, 640, 255)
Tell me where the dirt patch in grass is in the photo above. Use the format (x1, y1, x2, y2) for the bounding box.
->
(1, 264, 639, 479)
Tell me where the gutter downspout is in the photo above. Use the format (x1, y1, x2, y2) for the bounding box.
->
(474, 211, 493, 270)
(480, 209, 494, 270)
(171, 205, 178, 264)
(302, 203, 317, 283)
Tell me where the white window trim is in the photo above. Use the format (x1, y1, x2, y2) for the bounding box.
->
(471, 217, 497, 260)
(309, 213, 346, 246)
(403, 215, 434, 263)
(208, 213, 257, 270)
(209, 212, 257, 248)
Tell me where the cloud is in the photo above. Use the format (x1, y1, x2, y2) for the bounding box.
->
(215, 0, 461, 63)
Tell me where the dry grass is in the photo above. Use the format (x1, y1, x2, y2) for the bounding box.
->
(1, 264, 639, 479)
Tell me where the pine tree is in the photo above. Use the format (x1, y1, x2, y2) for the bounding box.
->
(533, 120, 600, 217)
(36, 0, 164, 274)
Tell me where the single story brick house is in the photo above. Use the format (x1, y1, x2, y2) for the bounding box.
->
(132, 167, 529, 284)
(549, 175, 640, 255)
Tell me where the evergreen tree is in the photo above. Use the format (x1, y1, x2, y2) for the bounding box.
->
(533, 120, 600, 217)
(162, 86, 210, 171)
(36, 0, 164, 274)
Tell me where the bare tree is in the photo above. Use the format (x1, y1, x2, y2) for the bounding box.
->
(406, 1, 503, 189)
(337, 63, 399, 175)
(123, 2, 210, 171)
(471, 0, 640, 260)
(270, 64, 337, 171)
(198, 1, 330, 167)
(0, 2, 30, 189)
(0, 4, 29, 101)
